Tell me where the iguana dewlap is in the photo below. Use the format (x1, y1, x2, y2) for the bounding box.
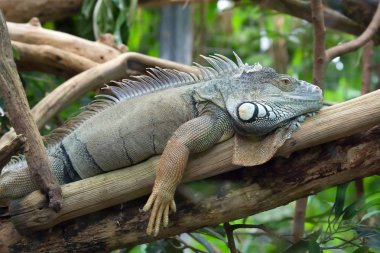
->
(0, 53, 323, 236)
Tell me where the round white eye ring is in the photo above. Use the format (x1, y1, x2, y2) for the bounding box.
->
(238, 102, 256, 121)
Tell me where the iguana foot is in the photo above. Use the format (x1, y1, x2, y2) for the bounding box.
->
(143, 190, 176, 236)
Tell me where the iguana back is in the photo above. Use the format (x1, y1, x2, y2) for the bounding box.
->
(0, 53, 323, 235)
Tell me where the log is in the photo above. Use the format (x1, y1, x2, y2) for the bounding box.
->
(8, 89, 380, 233)
(0, 124, 379, 252)
(7, 18, 121, 63)
(12, 41, 99, 77)
(0, 0, 83, 23)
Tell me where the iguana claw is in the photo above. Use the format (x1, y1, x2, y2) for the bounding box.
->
(143, 190, 176, 236)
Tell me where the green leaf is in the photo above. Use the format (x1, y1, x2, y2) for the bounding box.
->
(12, 46, 20, 61)
(334, 183, 349, 219)
(341, 197, 365, 220)
(360, 210, 380, 223)
(81, 0, 97, 18)
(353, 246, 370, 253)
(308, 241, 322, 253)
(283, 240, 309, 253)
(197, 227, 227, 243)
(190, 233, 218, 253)
(305, 227, 322, 241)
(342, 198, 380, 220)
(93, 0, 116, 39)
(127, 0, 138, 26)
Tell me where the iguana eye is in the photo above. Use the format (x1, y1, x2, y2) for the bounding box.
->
(280, 77, 291, 85)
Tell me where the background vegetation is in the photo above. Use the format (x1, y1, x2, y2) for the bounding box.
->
(1, 0, 380, 252)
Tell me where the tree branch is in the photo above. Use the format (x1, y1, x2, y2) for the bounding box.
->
(0, 10, 62, 210)
(361, 41, 373, 94)
(291, 0, 327, 241)
(0, 134, 25, 169)
(224, 223, 238, 253)
(7, 18, 122, 63)
(6, 88, 380, 233)
(0, 0, 83, 22)
(12, 41, 99, 77)
(249, 0, 380, 41)
(325, 1, 380, 62)
(311, 0, 326, 88)
(0, 123, 379, 252)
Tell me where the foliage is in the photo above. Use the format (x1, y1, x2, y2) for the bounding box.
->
(2, 0, 380, 252)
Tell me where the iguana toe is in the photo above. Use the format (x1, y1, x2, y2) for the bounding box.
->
(144, 191, 175, 236)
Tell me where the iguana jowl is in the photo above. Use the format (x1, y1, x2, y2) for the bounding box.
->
(0, 53, 323, 235)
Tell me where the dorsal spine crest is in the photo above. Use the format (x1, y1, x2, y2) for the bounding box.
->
(98, 52, 247, 103)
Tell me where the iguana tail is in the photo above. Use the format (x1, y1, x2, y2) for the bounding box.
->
(0, 145, 78, 206)
(0, 157, 38, 206)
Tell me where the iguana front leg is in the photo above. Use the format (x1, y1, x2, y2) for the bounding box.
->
(143, 105, 233, 236)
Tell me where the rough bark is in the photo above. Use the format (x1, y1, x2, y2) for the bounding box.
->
(0, 0, 83, 22)
(7, 18, 122, 63)
(12, 41, 99, 77)
(361, 41, 374, 94)
(0, 11, 62, 211)
(7, 88, 380, 233)
(0, 125, 379, 252)
(311, 0, 326, 88)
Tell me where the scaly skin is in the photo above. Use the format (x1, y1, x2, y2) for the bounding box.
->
(143, 105, 233, 235)
(0, 53, 323, 236)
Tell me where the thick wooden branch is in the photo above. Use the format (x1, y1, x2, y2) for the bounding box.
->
(0, 11, 62, 210)
(7, 18, 121, 63)
(0, 123, 379, 252)
(12, 41, 99, 77)
(6, 89, 380, 234)
(0, 0, 83, 22)
(325, 0, 380, 62)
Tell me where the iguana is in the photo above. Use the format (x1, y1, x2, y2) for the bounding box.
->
(0, 53, 323, 236)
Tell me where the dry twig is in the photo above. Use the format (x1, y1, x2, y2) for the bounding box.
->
(325, 1, 380, 62)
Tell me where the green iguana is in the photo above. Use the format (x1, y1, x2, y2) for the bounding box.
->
(0, 53, 323, 236)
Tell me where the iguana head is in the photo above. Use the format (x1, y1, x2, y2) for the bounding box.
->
(225, 65, 323, 136)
